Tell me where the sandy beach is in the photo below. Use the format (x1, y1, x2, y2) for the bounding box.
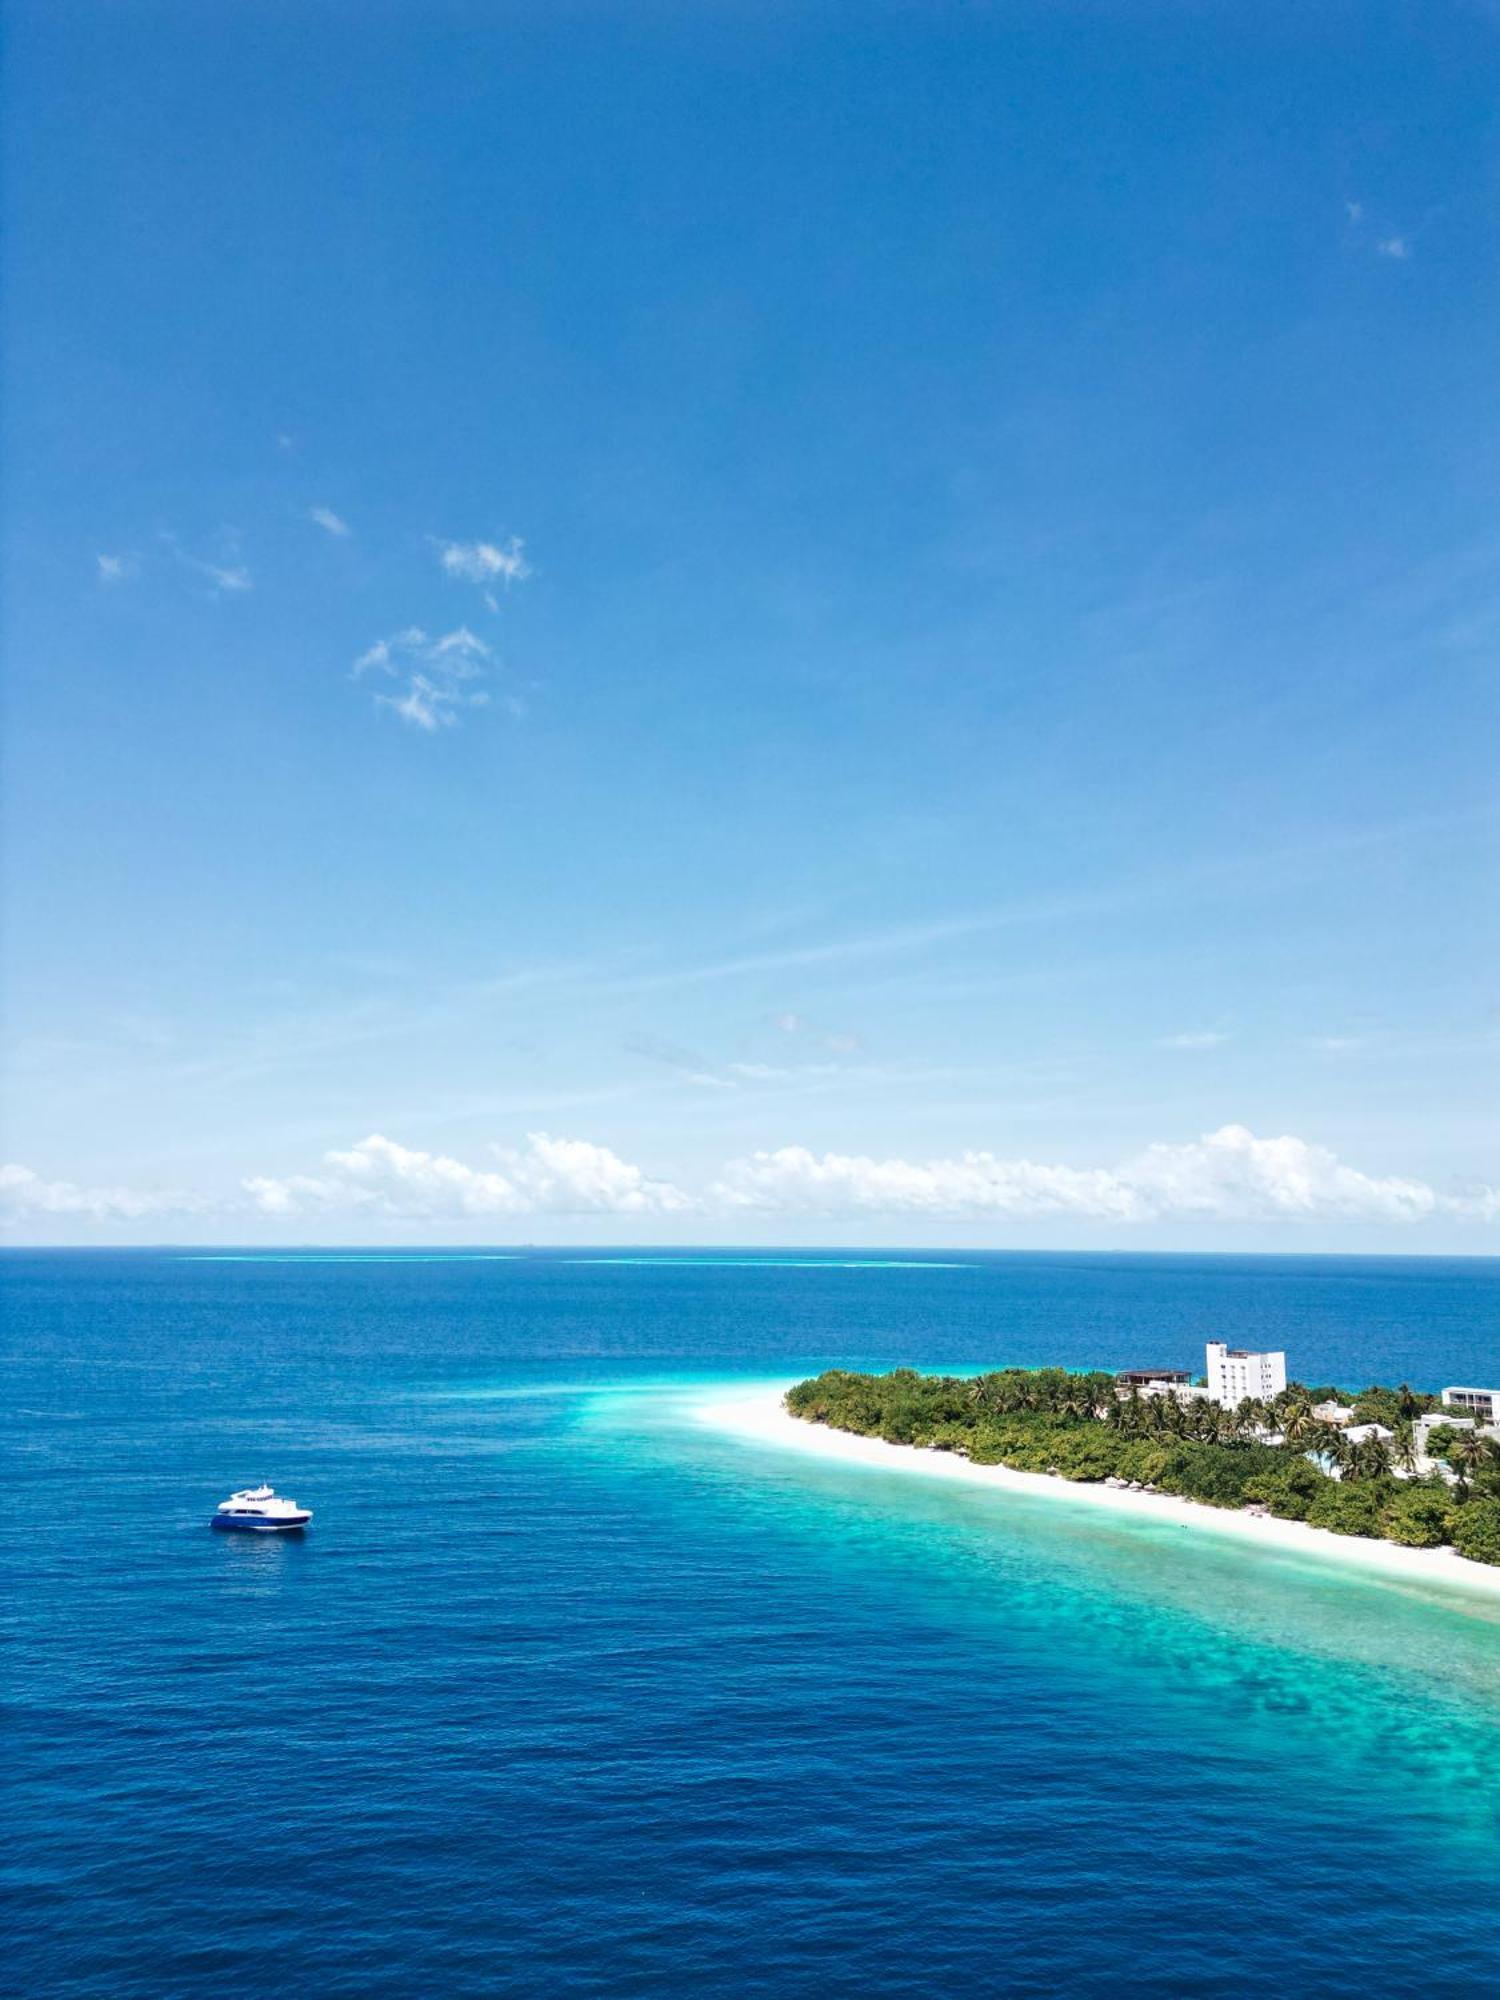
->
(695, 1384, 1500, 1603)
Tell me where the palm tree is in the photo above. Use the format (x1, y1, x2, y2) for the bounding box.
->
(1355, 1435, 1393, 1481)
(1449, 1430, 1487, 1497)
(1391, 1420, 1420, 1479)
(1278, 1395, 1319, 1449)
(1318, 1424, 1354, 1479)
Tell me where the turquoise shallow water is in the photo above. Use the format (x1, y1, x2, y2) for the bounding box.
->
(4, 1249, 1499, 1995)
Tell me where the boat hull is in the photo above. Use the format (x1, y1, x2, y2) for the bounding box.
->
(211, 1514, 311, 1532)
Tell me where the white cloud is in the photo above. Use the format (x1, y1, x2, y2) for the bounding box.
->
(728, 1061, 840, 1082)
(715, 1146, 1142, 1221)
(96, 553, 135, 584)
(436, 537, 531, 587)
(1121, 1125, 1437, 1223)
(770, 1010, 861, 1055)
(713, 1124, 1462, 1226)
(165, 534, 252, 593)
(429, 626, 490, 663)
(377, 675, 489, 732)
(9, 1128, 1493, 1238)
(311, 506, 351, 538)
(622, 1032, 733, 1088)
(353, 626, 428, 677)
(1157, 1030, 1230, 1050)
(0, 1162, 189, 1222)
(502, 1133, 696, 1213)
(1343, 203, 1413, 264)
(352, 626, 497, 730)
(245, 1132, 695, 1218)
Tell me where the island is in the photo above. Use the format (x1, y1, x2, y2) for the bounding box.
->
(783, 1356, 1500, 1568)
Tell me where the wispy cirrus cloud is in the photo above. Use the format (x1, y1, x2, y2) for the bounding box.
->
(163, 532, 252, 594)
(377, 675, 488, 732)
(1157, 1030, 1230, 1050)
(353, 625, 496, 731)
(727, 1060, 843, 1083)
(311, 506, 351, 538)
(772, 1009, 862, 1056)
(435, 536, 530, 590)
(621, 1033, 734, 1090)
(96, 553, 137, 584)
(197, 559, 252, 592)
(1344, 200, 1414, 263)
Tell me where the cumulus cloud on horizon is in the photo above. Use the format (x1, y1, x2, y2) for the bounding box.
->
(0, 1162, 198, 1223)
(4, 1127, 1495, 1232)
(713, 1125, 1465, 1224)
(245, 1132, 696, 1218)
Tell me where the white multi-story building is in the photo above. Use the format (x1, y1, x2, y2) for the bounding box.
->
(1442, 1386, 1500, 1425)
(1206, 1341, 1287, 1407)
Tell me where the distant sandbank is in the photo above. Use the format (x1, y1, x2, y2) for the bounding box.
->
(695, 1385, 1500, 1604)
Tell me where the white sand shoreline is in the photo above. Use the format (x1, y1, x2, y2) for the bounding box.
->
(694, 1384, 1500, 1604)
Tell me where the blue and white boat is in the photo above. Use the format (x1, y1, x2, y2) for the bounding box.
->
(211, 1483, 312, 1531)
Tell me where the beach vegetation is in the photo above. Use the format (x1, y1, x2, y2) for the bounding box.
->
(1380, 1483, 1457, 1549)
(1450, 1499, 1500, 1566)
(786, 1368, 1500, 1565)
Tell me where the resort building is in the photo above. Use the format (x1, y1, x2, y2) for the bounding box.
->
(1115, 1369, 1192, 1389)
(1442, 1386, 1500, 1424)
(1412, 1411, 1474, 1479)
(1312, 1400, 1355, 1426)
(1416, 1411, 1473, 1444)
(1205, 1342, 1287, 1407)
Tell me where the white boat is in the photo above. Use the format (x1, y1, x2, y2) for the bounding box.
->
(211, 1483, 312, 1531)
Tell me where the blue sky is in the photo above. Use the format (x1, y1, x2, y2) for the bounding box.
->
(2, 1, 1496, 1248)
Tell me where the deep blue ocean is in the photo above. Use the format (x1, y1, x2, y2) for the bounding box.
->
(6, 1248, 1500, 1997)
